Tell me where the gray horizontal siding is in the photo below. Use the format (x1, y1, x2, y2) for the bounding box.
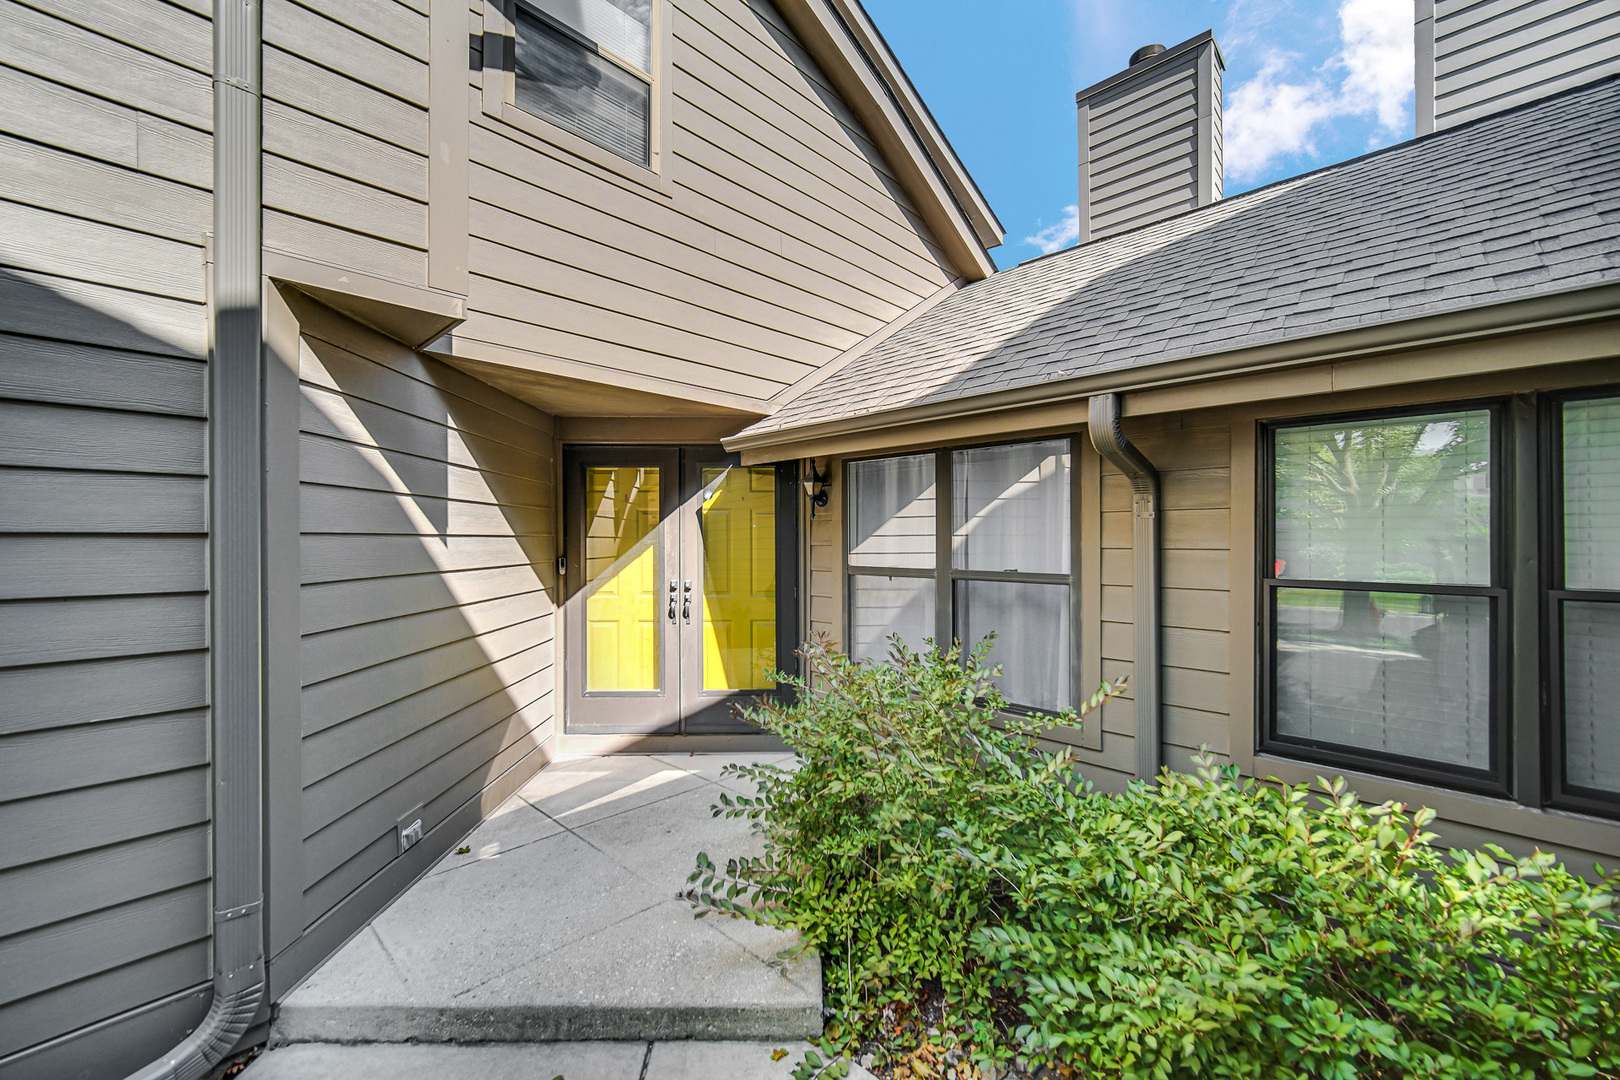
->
(1084, 50, 1202, 241)
(1435, 0, 1620, 128)
(286, 299, 556, 967)
(0, 1, 214, 1062)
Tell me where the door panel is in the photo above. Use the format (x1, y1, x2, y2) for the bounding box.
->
(582, 466, 663, 692)
(682, 453, 785, 733)
(565, 445, 794, 736)
(565, 447, 679, 733)
(699, 465, 777, 692)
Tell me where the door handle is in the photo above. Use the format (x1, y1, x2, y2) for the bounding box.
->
(682, 580, 692, 623)
(667, 580, 677, 623)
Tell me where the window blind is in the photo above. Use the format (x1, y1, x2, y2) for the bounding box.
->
(513, 4, 650, 165)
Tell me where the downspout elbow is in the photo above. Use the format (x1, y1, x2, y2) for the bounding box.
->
(1086, 394, 1162, 781)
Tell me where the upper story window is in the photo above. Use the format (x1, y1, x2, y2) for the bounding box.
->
(1263, 407, 1504, 791)
(511, 0, 652, 166)
(846, 439, 1073, 713)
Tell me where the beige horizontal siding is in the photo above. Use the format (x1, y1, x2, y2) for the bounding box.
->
(1435, 0, 1620, 127)
(260, 0, 429, 282)
(463, 0, 953, 408)
(290, 300, 556, 956)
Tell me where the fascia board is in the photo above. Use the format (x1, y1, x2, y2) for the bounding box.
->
(725, 280, 1620, 452)
(824, 0, 1004, 247)
(774, 0, 998, 281)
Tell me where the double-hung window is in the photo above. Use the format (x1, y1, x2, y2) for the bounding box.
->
(1263, 407, 1504, 790)
(511, 0, 653, 166)
(1551, 392, 1620, 815)
(846, 439, 1073, 713)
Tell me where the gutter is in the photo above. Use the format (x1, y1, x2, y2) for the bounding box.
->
(724, 280, 1620, 454)
(128, 0, 267, 1075)
(1087, 394, 1161, 782)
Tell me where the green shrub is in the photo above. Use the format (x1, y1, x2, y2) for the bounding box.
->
(689, 636, 1620, 1079)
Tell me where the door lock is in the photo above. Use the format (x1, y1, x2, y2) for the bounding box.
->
(667, 580, 677, 623)
(682, 580, 692, 623)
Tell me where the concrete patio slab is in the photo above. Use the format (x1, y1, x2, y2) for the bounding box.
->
(273, 754, 820, 1046)
(241, 1041, 648, 1080)
(240, 1041, 877, 1080)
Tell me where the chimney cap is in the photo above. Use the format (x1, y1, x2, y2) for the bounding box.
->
(1129, 43, 1166, 65)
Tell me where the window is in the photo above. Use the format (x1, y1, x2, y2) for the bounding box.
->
(1263, 407, 1505, 790)
(846, 439, 1073, 712)
(847, 454, 936, 661)
(510, 0, 653, 166)
(1552, 392, 1620, 813)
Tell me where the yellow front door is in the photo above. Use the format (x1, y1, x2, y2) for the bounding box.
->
(565, 448, 786, 734)
(698, 466, 777, 692)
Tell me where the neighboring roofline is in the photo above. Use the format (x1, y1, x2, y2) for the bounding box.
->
(775, 0, 1002, 280)
(1074, 29, 1224, 103)
(724, 280, 1620, 452)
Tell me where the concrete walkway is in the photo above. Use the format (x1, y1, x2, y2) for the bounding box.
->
(240, 1040, 877, 1079)
(267, 753, 821, 1049)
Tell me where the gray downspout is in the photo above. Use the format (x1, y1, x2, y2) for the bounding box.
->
(127, 0, 267, 1075)
(1087, 394, 1162, 781)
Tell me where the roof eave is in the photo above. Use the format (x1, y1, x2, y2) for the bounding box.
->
(776, 0, 1002, 280)
(724, 280, 1620, 453)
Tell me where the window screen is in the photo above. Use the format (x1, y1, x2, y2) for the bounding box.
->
(952, 440, 1070, 574)
(849, 576, 935, 662)
(955, 579, 1070, 711)
(1266, 409, 1499, 783)
(847, 454, 937, 660)
(1558, 395, 1620, 800)
(950, 440, 1070, 708)
(513, 2, 650, 166)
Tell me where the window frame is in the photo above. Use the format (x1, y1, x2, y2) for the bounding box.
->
(843, 436, 1082, 715)
(1544, 387, 1620, 818)
(1257, 399, 1512, 796)
(482, 0, 673, 193)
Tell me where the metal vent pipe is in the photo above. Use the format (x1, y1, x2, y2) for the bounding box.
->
(1087, 393, 1162, 781)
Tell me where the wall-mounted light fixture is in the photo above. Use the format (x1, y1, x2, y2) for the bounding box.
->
(801, 458, 831, 516)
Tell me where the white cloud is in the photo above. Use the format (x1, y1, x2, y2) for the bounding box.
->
(1224, 55, 1339, 184)
(1024, 205, 1080, 255)
(1224, 0, 1413, 182)
(1337, 0, 1416, 132)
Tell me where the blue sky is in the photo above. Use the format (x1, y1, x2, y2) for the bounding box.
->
(862, 0, 1417, 269)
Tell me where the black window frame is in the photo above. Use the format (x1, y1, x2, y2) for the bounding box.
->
(1544, 387, 1620, 818)
(844, 436, 1082, 715)
(1258, 399, 1512, 796)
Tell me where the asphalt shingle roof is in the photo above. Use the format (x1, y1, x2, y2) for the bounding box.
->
(740, 77, 1620, 441)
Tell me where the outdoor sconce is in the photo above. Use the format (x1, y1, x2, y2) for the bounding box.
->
(801, 459, 831, 516)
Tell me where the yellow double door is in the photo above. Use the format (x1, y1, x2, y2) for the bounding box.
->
(564, 447, 787, 734)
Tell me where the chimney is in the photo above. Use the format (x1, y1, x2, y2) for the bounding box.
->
(1075, 30, 1224, 244)
(1416, 0, 1620, 134)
